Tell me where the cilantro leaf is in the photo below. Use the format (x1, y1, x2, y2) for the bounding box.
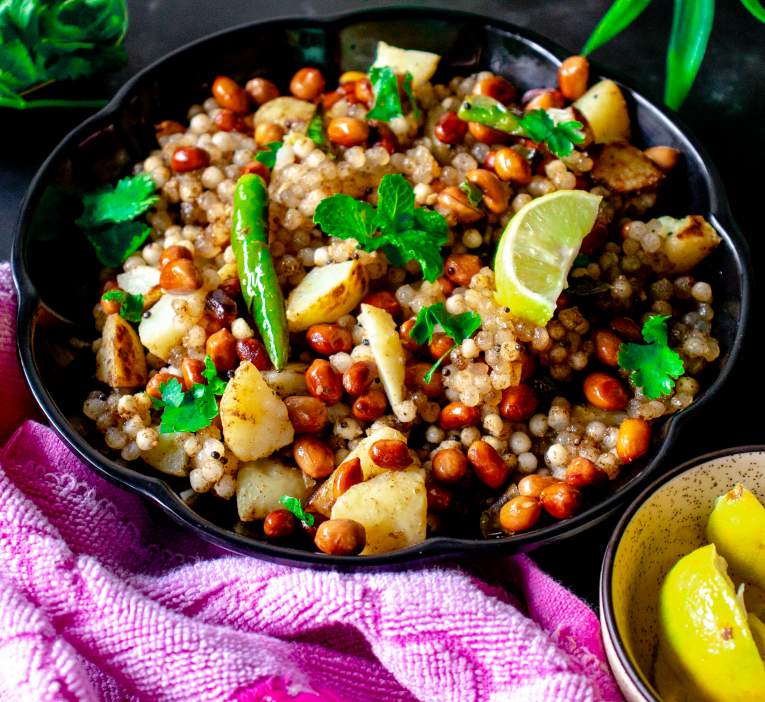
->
(366, 66, 402, 122)
(313, 174, 448, 282)
(314, 194, 377, 245)
(307, 110, 326, 146)
(101, 290, 143, 322)
(411, 302, 481, 346)
(617, 315, 685, 399)
(255, 141, 283, 169)
(279, 495, 315, 527)
(153, 356, 228, 434)
(85, 221, 152, 268)
(459, 180, 483, 208)
(518, 109, 585, 158)
(77, 173, 158, 228)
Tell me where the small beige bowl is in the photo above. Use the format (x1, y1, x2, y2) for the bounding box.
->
(599, 446, 765, 701)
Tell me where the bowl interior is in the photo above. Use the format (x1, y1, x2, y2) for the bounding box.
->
(609, 450, 765, 697)
(12, 9, 750, 564)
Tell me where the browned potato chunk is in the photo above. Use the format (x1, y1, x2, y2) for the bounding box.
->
(592, 142, 664, 193)
(659, 215, 722, 273)
(96, 314, 148, 388)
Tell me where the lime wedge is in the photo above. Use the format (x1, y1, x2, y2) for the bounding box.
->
(494, 190, 602, 326)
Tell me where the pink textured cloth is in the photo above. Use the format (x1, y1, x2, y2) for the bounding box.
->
(0, 263, 622, 702)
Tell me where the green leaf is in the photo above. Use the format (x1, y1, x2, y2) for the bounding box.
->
(101, 289, 143, 322)
(573, 254, 591, 268)
(366, 66, 418, 122)
(85, 221, 151, 268)
(279, 495, 315, 526)
(518, 110, 585, 158)
(77, 173, 158, 228)
(307, 109, 326, 146)
(411, 302, 481, 346)
(617, 315, 685, 399)
(740, 0, 765, 23)
(459, 180, 483, 208)
(313, 194, 378, 245)
(401, 70, 420, 120)
(255, 141, 283, 168)
(153, 356, 228, 434)
(376, 229, 445, 282)
(665, 0, 715, 109)
(582, 0, 653, 55)
(376, 173, 415, 232)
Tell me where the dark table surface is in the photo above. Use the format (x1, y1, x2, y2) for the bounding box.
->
(2, 0, 763, 608)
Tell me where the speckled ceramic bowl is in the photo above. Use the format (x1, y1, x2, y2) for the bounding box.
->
(599, 447, 765, 701)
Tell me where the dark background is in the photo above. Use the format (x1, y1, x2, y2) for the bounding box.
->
(1, 0, 763, 606)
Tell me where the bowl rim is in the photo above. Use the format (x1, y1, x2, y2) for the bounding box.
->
(10, 6, 753, 568)
(599, 443, 765, 700)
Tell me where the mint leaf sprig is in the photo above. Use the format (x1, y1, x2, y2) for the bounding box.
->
(79, 172, 158, 268)
(617, 315, 685, 399)
(152, 357, 228, 434)
(313, 174, 448, 282)
(101, 290, 143, 322)
(411, 302, 482, 382)
(366, 66, 420, 122)
(279, 496, 315, 527)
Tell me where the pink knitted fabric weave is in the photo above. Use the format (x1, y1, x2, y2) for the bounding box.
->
(0, 263, 622, 702)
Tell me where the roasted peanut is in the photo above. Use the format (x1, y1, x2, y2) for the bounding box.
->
(354, 78, 374, 104)
(181, 357, 205, 389)
(558, 56, 589, 100)
(342, 362, 374, 397)
(473, 75, 516, 104)
(466, 169, 509, 214)
(405, 363, 443, 399)
(440, 402, 480, 430)
(159, 245, 193, 269)
(434, 111, 468, 144)
(610, 317, 642, 342)
(235, 338, 270, 370)
(644, 146, 680, 172)
(352, 389, 387, 422)
(160, 258, 202, 293)
(205, 289, 238, 327)
(499, 495, 542, 533)
(437, 186, 484, 224)
(499, 384, 539, 421)
(523, 89, 565, 111)
(171, 146, 210, 173)
(437, 275, 455, 296)
(594, 330, 622, 367)
(206, 328, 237, 372)
(616, 418, 651, 463)
(431, 447, 467, 484)
(518, 474, 559, 498)
(241, 160, 270, 180)
(285, 395, 327, 433)
(399, 318, 421, 351)
(255, 121, 285, 146)
(444, 253, 482, 287)
(212, 76, 249, 113)
(428, 333, 455, 362)
(467, 121, 507, 145)
(305, 359, 343, 404)
(314, 518, 366, 556)
(494, 147, 532, 185)
(369, 439, 411, 469)
(426, 483, 453, 512)
(467, 440, 510, 488)
(263, 509, 297, 539)
(155, 120, 185, 137)
(290, 67, 325, 101)
(245, 77, 280, 105)
(566, 456, 605, 488)
(146, 371, 175, 400)
(327, 117, 369, 147)
(583, 372, 628, 411)
(333, 457, 363, 500)
(306, 324, 353, 355)
(100, 280, 120, 315)
(294, 436, 335, 479)
(214, 108, 242, 132)
(362, 290, 401, 318)
(540, 482, 582, 519)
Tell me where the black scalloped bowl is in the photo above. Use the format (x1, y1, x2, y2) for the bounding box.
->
(11, 8, 751, 568)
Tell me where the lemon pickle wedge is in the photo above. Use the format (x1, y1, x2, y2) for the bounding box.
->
(494, 190, 602, 327)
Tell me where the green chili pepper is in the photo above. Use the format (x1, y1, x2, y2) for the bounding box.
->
(231, 174, 289, 370)
(456, 95, 524, 134)
(665, 0, 715, 110)
(582, 0, 653, 56)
